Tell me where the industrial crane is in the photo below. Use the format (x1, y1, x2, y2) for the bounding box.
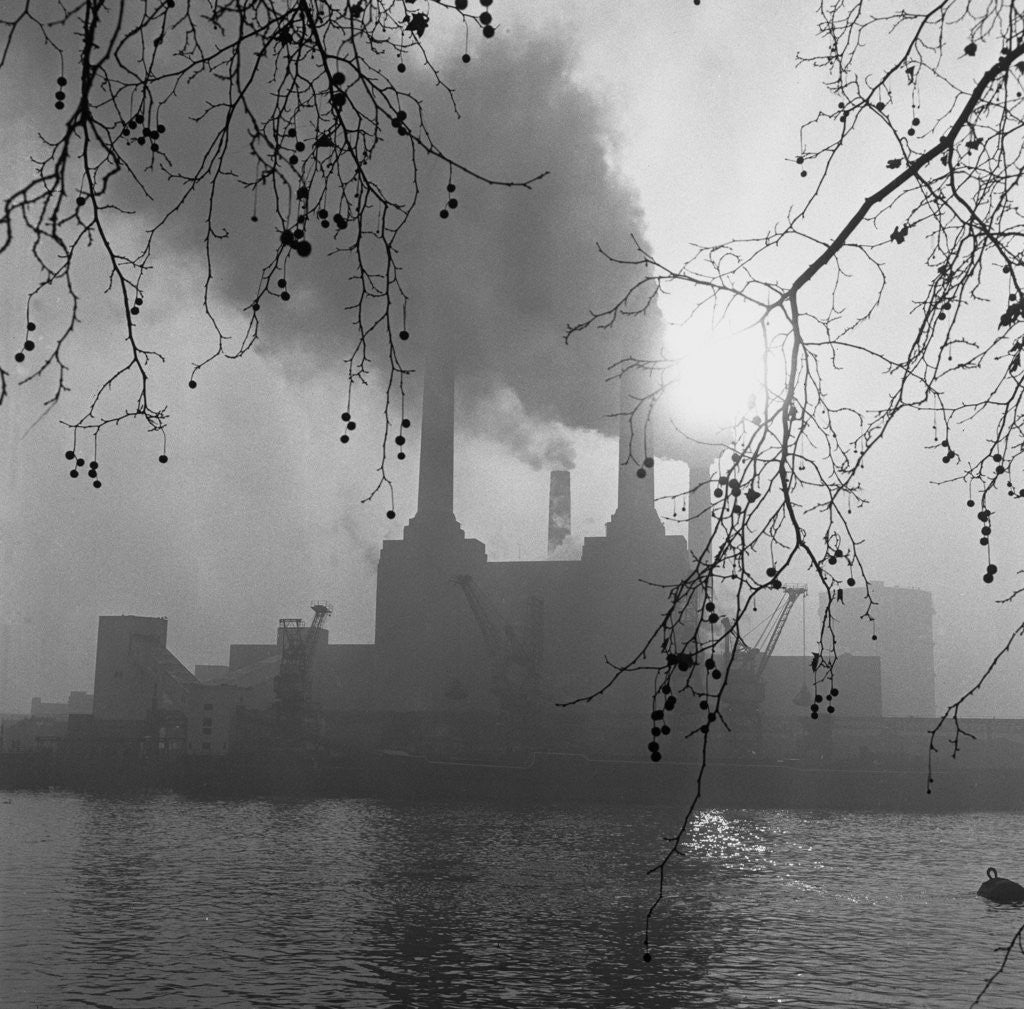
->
(743, 585, 807, 680)
(719, 585, 806, 716)
(452, 575, 544, 731)
(274, 601, 332, 738)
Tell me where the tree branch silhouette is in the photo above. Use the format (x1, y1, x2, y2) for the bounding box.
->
(568, 2, 1024, 980)
(1, 0, 542, 500)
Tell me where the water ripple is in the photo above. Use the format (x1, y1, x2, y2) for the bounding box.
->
(3, 793, 1024, 1007)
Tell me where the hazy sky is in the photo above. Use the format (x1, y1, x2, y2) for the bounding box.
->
(2, 2, 1021, 716)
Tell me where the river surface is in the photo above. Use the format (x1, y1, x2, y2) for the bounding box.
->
(2, 791, 1024, 1008)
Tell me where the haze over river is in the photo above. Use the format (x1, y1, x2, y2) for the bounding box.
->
(2, 792, 1023, 1008)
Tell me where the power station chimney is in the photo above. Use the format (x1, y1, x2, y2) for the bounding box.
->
(605, 350, 665, 541)
(547, 470, 571, 555)
(404, 345, 465, 542)
(687, 452, 714, 566)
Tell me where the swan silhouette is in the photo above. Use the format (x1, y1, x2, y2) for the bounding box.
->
(977, 867, 1024, 904)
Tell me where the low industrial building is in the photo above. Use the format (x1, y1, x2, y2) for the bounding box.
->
(47, 353, 935, 770)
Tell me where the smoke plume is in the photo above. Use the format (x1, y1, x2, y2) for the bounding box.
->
(206, 31, 661, 450)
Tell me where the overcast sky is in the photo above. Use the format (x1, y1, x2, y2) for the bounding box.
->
(2, 2, 1021, 716)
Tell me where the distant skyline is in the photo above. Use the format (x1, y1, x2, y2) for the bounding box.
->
(2, 3, 1022, 717)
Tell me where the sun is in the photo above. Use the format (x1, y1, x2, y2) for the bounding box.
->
(661, 325, 766, 447)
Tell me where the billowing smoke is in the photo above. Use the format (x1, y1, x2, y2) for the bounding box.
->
(4, 18, 664, 461)
(206, 31, 661, 455)
(466, 386, 576, 471)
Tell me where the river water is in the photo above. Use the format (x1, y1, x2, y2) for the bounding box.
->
(2, 791, 1023, 1008)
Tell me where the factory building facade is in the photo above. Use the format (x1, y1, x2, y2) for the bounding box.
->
(78, 350, 695, 757)
(73, 349, 923, 763)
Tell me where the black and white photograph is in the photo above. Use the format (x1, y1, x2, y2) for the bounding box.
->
(3, 2, 1024, 1006)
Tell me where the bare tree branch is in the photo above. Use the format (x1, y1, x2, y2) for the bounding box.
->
(569, 3, 1024, 988)
(1, 0, 543, 494)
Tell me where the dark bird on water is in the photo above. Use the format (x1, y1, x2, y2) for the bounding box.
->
(977, 868, 1024, 904)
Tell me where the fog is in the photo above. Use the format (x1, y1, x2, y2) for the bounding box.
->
(2, 2, 1022, 720)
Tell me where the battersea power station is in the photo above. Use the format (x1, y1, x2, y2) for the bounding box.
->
(74, 350, 931, 780)
(86, 351, 699, 764)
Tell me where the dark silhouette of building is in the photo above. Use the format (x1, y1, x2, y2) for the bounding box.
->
(83, 346, 694, 757)
(819, 583, 936, 717)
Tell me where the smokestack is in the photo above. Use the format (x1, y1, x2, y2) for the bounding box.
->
(605, 354, 664, 540)
(547, 470, 571, 555)
(687, 453, 714, 567)
(415, 351, 455, 523)
(404, 344, 465, 542)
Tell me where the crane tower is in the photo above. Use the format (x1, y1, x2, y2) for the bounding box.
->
(274, 601, 332, 739)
